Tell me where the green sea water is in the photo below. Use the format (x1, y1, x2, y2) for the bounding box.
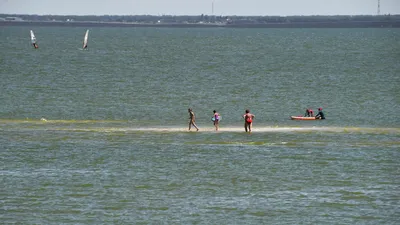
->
(0, 26, 399, 224)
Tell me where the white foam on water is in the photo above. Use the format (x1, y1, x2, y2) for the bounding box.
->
(0, 119, 398, 134)
(52, 126, 400, 135)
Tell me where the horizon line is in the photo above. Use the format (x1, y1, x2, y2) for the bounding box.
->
(1, 13, 399, 17)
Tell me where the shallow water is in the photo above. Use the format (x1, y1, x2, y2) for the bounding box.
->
(0, 26, 399, 224)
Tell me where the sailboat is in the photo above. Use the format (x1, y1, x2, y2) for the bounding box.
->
(82, 29, 89, 49)
(30, 30, 38, 49)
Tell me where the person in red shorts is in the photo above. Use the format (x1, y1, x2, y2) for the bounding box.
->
(243, 109, 255, 133)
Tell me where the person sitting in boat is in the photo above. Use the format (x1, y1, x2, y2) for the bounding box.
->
(33, 43, 38, 49)
(315, 108, 325, 119)
(304, 109, 310, 117)
(304, 108, 314, 117)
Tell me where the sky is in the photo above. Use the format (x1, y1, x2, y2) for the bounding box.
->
(0, 0, 399, 16)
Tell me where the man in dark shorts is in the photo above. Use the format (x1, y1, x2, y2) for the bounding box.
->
(305, 108, 310, 117)
(315, 108, 325, 119)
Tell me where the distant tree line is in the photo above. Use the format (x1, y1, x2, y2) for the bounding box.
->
(1, 14, 399, 25)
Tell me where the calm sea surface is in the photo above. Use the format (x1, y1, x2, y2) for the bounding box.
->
(0, 26, 399, 224)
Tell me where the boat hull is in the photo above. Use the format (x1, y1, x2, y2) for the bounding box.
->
(290, 116, 321, 120)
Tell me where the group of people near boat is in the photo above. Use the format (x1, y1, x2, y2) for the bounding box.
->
(305, 108, 325, 119)
(188, 107, 325, 132)
(188, 108, 255, 132)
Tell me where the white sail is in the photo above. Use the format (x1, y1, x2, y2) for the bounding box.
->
(83, 29, 89, 49)
(30, 30, 36, 44)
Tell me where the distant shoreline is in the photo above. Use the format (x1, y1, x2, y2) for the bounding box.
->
(1, 20, 400, 28)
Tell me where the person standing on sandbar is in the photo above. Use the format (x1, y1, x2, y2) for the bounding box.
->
(243, 109, 255, 133)
(188, 108, 199, 131)
(212, 110, 221, 131)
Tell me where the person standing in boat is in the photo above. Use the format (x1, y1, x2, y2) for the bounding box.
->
(212, 110, 220, 131)
(188, 108, 199, 131)
(315, 108, 325, 119)
(243, 109, 255, 133)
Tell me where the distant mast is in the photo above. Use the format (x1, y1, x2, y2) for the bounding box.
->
(212, 0, 215, 22)
(377, 0, 380, 15)
(212, 1, 214, 16)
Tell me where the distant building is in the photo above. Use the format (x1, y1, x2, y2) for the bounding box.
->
(5, 17, 23, 21)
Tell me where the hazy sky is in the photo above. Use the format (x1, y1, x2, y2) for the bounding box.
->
(1, 0, 399, 16)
